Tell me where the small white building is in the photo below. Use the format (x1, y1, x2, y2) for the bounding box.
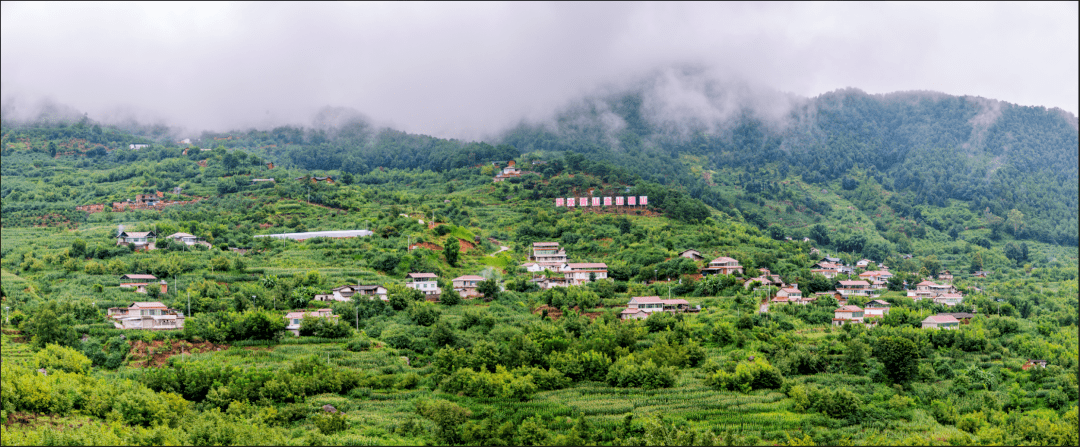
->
(406, 273, 439, 295)
(284, 309, 337, 336)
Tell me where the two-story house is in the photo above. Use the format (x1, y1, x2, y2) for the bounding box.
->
(701, 257, 743, 276)
(863, 299, 891, 317)
(117, 230, 157, 251)
(107, 302, 184, 330)
(837, 280, 873, 297)
(405, 273, 439, 295)
(833, 305, 865, 326)
(564, 263, 607, 286)
(452, 275, 486, 298)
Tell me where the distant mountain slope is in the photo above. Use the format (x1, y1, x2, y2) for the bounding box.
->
(498, 72, 1079, 245)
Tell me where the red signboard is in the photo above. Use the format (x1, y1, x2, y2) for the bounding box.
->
(567, 197, 575, 207)
(628, 196, 637, 206)
(640, 196, 648, 206)
(604, 197, 612, 206)
(592, 197, 600, 207)
(556, 198, 564, 207)
(616, 196, 624, 206)
(579, 197, 588, 207)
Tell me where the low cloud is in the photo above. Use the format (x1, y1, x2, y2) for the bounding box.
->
(2, 3, 1076, 140)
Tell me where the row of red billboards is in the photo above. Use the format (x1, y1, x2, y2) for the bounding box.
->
(555, 196, 648, 207)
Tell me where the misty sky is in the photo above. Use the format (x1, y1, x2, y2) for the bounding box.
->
(2, 2, 1077, 140)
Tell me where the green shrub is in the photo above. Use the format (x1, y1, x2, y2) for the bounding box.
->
(34, 344, 92, 374)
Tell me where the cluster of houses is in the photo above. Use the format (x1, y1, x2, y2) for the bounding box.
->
(115, 227, 212, 252)
(520, 242, 609, 289)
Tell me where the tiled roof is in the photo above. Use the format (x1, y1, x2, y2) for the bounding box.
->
(836, 305, 863, 312)
(407, 273, 438, 279)
(923, 315, 959, 324)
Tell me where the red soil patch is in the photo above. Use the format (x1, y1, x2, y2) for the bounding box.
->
(410, 242, 443, 251)
(128, 340, 229, 368)
(458, 238, 476, 252)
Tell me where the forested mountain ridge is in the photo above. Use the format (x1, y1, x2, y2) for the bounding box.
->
(2, 71, 1077, 250)
(499, 79, 1079, 246)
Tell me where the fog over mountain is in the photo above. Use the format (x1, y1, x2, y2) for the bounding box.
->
(2, 2, 1076, 140)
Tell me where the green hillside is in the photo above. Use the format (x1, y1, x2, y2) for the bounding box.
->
(1, 101, 1078, 445)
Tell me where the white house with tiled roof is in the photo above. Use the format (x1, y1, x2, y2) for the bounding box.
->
(921, 314, 960, 329)
(107, 302, 184, 330)
(701, 257, 743, 276)
(406, 273, 439, 295)
(564, 263, 607, 285)
(452, 275, 486, 298)
(620, 296, 692, 320)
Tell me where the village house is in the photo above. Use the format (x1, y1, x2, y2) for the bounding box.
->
(1021, 359, 1048, 371)
(837, 280, 874, 297)
(678, 249, 705, 261)
(772, 287, 805, 304)
(107, 302, 184, 330)
(810, 263, 840, 278)
(863, 299, 891, 317)
(856, 259, 872, 269)
(701, 257, 743, 276)
(119, 274, 164, 294)
(452, 275, 486, 298)
(284, 309, 337, 336)
(523, 242, 569, 272)
(530, 275, 569, 290)
(921, 314, 960, 329)
(564, 263, 608, 286)
(315, 284, 388, 302)
(940, 312, 975, 324)
(833, 305, 864, 326)
(938, 270, 954, 284)
(116, 230, 157, 251)
(909, 280, 957, 301)
(620, 296, 693, 320)
(492, 160, 524, 182)
(933, 293, 965, 307)
(405, 273, 439, 295)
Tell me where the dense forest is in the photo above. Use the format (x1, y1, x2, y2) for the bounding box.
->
(0, 84, 1077, 445)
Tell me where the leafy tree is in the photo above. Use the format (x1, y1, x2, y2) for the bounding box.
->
(874, 336, 919, 384)
(444, 238, 460, 267)
(809, 224, 830, 246)
(34, 344, 93, 374)
(417, 399, 473, 444)
(478, 278, 499, 301)
(21, 305, 78, 349)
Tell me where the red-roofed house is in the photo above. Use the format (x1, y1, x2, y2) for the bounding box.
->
(833, 305, 864, 326)
(838, 280, 873, 297)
